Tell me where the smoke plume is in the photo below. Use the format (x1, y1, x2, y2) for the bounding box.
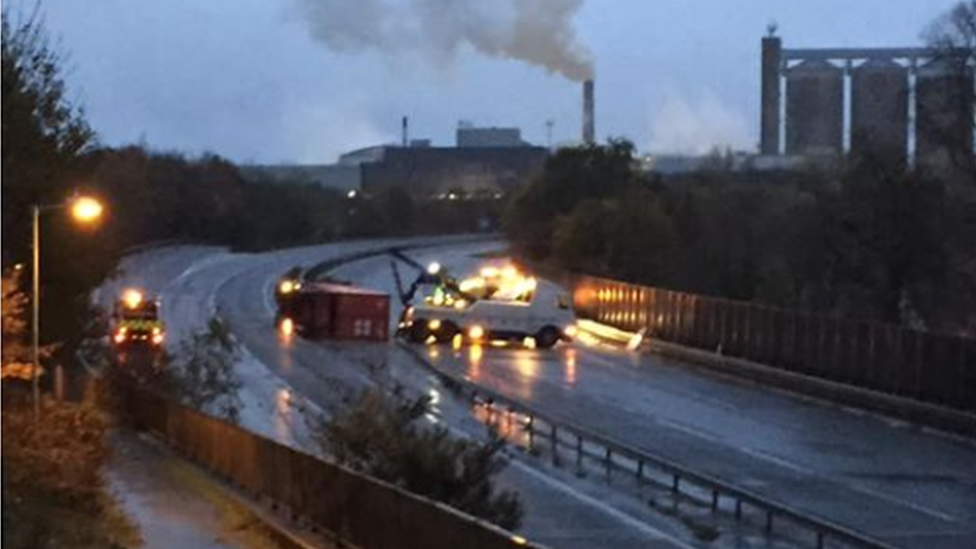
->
(647, 91, 751, 155)
(296, 0, 593, 81)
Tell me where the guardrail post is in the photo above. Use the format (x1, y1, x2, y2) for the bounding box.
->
(551, 425, 558, 465)
(711, 490, 718, 511)
(765, 511, 773, 533)
(816, 531, 824, 549)
(605, 448, 612, 482)
(576, 435, 583, 471)
(735, 500, 742, 519)
(636, 459, 644, 482)
(671, 475, 680, 494)
(526, 416, 534, 450)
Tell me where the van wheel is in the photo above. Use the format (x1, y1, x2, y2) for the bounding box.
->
(535, 327, 560, 349)
(437, 321, 460, 343)
(407, 321, 430, 343)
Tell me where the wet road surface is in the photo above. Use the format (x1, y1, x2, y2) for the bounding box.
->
(330, 246, 976, 549)
(110, 239, 976, 549)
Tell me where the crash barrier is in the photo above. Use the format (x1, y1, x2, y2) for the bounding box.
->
(569, 274, 976, 412)
(398, 343, 900, 549)
(302, 234, 499, 282)
(124, 386, 541, 549)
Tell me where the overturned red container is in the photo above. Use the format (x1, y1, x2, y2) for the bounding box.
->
(287, 282, 390, 342)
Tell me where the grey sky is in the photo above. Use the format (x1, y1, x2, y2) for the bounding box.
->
(36, 0, 959, 163)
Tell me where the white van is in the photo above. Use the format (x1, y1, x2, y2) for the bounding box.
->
(400, 272, 576, 349)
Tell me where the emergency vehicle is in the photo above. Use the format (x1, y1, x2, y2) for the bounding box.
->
(111, 289, 165, 348)
(396, 261, 576, 349)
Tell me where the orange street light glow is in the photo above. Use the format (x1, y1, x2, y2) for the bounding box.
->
(71, 196, 103, 223)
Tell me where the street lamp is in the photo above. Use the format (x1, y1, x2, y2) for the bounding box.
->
(31, 194, 104, 420)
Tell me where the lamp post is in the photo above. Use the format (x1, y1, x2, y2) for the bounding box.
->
(31, 195, 103, 420)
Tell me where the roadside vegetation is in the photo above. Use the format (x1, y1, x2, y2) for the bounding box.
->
(2, 266, 140, 548)
(318, 388, 524, 530)
(506, 139, 976, 335)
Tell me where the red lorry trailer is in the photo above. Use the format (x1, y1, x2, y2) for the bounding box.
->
(280, 281, 390, 342)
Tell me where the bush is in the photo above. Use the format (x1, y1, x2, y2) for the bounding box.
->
(320, 389, 523, 530)
(1, 396, 137, 549)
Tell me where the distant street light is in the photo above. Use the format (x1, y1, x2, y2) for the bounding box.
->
(31, 194, 104, 420)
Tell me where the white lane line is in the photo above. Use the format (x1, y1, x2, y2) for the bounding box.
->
(427, 407, 698, 548)
(842, 482, 960, 524)
(262, 276, 276, 318)
(654, 417, 734, 448)
(508, 460, 700, 549)
(656, 419, 960, 524)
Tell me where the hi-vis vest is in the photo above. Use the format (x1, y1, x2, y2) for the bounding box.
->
(118, 318, 163, 332)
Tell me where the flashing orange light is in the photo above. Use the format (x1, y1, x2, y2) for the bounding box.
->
(122, 289, 144, 309)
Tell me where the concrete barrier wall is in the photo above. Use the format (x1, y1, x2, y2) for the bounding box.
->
(570, 274, 976, 413)
(127, 387, 538, 549)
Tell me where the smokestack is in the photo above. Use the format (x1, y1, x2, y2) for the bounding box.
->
(402, 116, 409, 147)
(583, 79, 595, 144)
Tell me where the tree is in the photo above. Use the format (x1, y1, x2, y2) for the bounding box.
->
(505, 140, 642, 259)
(2, 9, 115, 363)
(167, 318, 243, 422)
(2, 8, 96, 255)
(1, 268, 57, 383)
(320, 389, 523, 530)
(924, 1, 976, 180)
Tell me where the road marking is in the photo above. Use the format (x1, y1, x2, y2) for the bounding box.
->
(656, 418, 960, 524)
(508, 460, 700, 549)
(262, 277, 276, 317)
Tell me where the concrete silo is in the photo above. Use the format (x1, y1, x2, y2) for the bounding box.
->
(785, 60, 844, 156)
(915, 57, 974, 171)
(850, 59, 909, 164)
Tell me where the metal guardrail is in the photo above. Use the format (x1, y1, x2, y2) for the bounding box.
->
(399, 342, 902, 549)
(302, 234, 499, 282)
(538, 269, 975, 414)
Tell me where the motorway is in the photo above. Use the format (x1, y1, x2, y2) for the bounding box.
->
(109, 239, 976, 549)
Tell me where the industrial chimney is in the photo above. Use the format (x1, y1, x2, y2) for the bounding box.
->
(402, 116, 409, 147)
(583, 79, 595, 144)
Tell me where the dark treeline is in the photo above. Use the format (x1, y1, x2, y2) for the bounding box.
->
(504, 141, 976, 336)
(81, 146, 500, 253)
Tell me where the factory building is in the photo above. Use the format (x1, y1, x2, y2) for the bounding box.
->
(357, 144, 547, 198)
(760, 32, 974, 172)
(456, 124, 526, 148)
